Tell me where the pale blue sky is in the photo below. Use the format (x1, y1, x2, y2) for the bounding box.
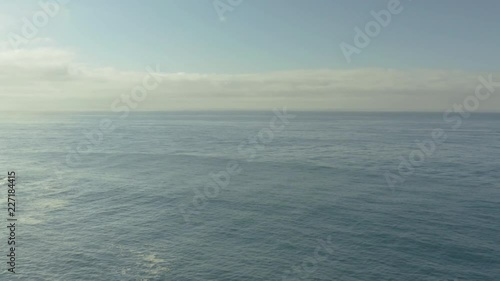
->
(5, 0, 499, 72)
(0, 0, 499, 111)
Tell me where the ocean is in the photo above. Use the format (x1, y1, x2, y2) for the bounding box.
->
(0, 111, 498, 280)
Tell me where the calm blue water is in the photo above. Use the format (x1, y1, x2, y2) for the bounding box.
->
(0, 112, 499, 280)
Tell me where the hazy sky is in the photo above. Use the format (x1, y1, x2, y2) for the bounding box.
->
(1, 0, 499, 112)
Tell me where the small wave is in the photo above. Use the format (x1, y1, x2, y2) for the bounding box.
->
(19, 217, 44, 225)
(32, 199, 69, 211)
(108, 244, 171, 279)
(142, 253, 171, 277)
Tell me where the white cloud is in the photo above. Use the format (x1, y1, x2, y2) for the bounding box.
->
(0, 46, 499, 112)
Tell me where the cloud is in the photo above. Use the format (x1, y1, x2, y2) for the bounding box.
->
(0, 46, 499, 112)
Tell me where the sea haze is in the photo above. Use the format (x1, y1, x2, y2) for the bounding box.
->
(0, 112, 499, 280)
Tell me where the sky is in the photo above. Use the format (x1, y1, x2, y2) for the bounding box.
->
(1, 0, 499, 112)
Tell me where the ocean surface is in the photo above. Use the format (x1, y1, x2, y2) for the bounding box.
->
(0, 111, 499, 281)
